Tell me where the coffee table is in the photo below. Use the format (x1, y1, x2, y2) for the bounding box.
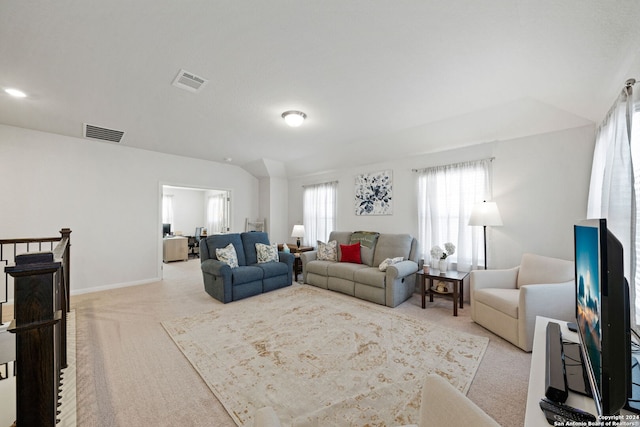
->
(416, 269, 470, 316)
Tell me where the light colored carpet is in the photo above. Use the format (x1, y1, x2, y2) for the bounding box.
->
(163, 285, 489, 426)
(65, 259, 530, 427)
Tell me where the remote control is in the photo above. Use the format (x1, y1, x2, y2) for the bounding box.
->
(539, 397, 597, 425)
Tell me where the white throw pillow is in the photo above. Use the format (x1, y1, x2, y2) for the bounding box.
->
(378, 256, 404, 271)
(317, 240, 338, 261)
(256, 242, 279, 263)
(216, 243, 239, 268)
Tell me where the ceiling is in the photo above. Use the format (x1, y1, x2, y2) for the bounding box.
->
(1, 1, 639, 177)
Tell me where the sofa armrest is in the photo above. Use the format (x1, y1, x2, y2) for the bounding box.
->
(518, 280, 575, 351)
(300, 251, 317, 264)
(386, 260, 418, 280)
(278, 251, 294, 268)
(470, 266, 519, 293)
(300, 251, 317, 283)
(201, 259, 231, 277)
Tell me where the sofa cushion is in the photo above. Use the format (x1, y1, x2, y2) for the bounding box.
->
(354, 267, 386, 288)
(306, 260, 333, 276)
(241, 232, 270, 266)
(350, 231, 379, 266)
(328, 231, 354, 260)
(373, 234, 413, 266)
(216, 243, 239, 268)
(340, 243, 362, 264)
(256, 242, 278, 263)
(474, 288, 519, 318)
(327, 262, 367, 281)
(255, 261, 288, 278)
(317, 240, 338, 261)
(205, 233, 246, 266)
(231, 265, 263, 284)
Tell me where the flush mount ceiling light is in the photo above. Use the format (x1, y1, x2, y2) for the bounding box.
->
(4, 88, 27, 98)
(281, 110, 307, 127)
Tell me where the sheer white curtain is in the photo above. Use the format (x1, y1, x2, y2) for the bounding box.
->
(207, 193, 228, 234)
(416, 159, 492, 271)
(162, 195, 174, 225)
(587, 81, 639, 324)
(303, 181, 337, 246)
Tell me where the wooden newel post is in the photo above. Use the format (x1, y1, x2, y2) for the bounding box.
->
(6, 252, 63, 427)
(59, 227, 71, 313)
(58, 227, 71, 369)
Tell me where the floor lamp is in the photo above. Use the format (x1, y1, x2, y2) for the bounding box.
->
(468, 201, 503, 269)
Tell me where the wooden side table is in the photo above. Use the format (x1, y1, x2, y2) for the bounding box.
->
(416, 269, 469, 316)
(278, 245, 313, 281)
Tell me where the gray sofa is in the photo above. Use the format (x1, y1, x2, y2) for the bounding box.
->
(200, 232, 294, 303)
(301, 231, 419, 307)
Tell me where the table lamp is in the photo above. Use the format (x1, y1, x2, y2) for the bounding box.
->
(291, 225, 305, 249)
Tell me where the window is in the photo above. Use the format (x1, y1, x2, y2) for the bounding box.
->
(162, 195, 174, 225)
(588, 82, 640, 325)
(207, 191, 230, 234)
(303, 181, 337, 246)
(416, 159, 493, 271)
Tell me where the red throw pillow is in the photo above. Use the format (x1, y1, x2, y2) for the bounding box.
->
(340, 243, 362, 264)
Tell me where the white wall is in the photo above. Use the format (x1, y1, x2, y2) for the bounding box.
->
(163, 187, 207, 236)
(288, 124, 596, 269)
(0, 124, 259, 296)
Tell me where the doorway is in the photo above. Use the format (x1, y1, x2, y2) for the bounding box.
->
(160, 184, 231, 278)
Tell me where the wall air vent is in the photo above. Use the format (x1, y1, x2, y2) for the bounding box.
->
(172, 69, 208, 93)
(83, 123, 125, 143)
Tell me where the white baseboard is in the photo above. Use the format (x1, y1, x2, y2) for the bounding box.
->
(1, 277, 161, 308)
(70, 277, 161, 296)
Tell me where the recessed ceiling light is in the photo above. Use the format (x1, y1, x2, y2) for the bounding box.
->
(5, 88, 27, 98)
(282, 110, 307, 127)
(224, 157, 233, 162)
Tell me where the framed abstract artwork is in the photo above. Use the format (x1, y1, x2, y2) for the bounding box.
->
(355, 170, 393, 215)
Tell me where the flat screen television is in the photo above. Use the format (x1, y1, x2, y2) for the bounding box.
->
(162, 223, 171, 237)
(574, 218, 631, 416)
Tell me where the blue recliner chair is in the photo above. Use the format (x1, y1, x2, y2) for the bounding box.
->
(200, 232, 294, 303)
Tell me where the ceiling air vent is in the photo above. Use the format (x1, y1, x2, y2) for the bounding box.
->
(83, 123, 125, 143)
(172, 69, 208, 93)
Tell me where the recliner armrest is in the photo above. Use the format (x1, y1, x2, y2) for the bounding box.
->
(201, 259, 231, 277)
(300, 251, 317, 264)
(278, 252, 294, 268)
(386, 260, 418, 280)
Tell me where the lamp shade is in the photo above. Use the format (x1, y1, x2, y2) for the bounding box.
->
(291, 225, 305, 238)
(468, 201, 503, 226)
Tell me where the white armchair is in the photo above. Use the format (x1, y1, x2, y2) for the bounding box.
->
(253, 375, 499, 427)
(470, 253, 575, 352)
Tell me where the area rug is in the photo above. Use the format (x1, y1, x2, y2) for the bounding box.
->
(162, 285, 488, 427)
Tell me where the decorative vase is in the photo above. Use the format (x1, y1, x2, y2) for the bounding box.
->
(439, 259, 448, 272)
(431, 257, 440, 269)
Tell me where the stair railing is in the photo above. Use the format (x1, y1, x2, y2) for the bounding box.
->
(1, 228, 71, 427)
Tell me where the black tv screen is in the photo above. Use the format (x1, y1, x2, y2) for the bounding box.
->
(574, 218, 630, 416)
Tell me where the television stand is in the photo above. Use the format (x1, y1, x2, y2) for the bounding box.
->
(526, 317, 598, 426)
(526, 317, 640, 426)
